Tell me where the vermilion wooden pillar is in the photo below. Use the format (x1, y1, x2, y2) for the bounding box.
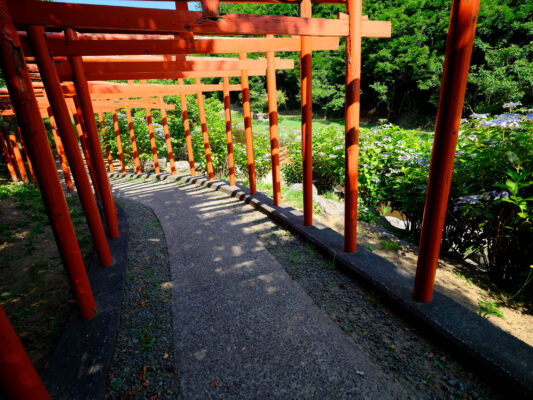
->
(194, 77, 214, 180)
(178, 79, 195, 176)
(72, 100, 102, 200)
(0, 305, 50, 400)
(140, 80, 160, 174)
(47, 108, 74, 192)
(145, 106, 160, 174)
(112, 108, 127, 173)
(4, 130, 22, 181)
(414, 0, 480, 303)
(74, 96, 102, 197)
(65, 28, 119, 238)
(239, 52, 256, 193)
(301, 0, 313, 226)
(201, 0, 219, 19)
(125, 106, 142, 174)
(222, 77, 236, 186)
(97, 111, 114, 173)
(0, 132, 18, 182)
(174, 0, 193, 176)
(28, 25, 113, 267)
(0, 13, 96, 320)
(159, 97, 176, 175)
(344, 0, 362, 253)
(265, 35, 281, 206)
(7, 131, 28, 183)
(16, 127, 36, 182)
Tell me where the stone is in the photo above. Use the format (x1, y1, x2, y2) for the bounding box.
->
(314, 195, 344, 217)
(175, 160, 191, 171)
(288, 183, 318, 196)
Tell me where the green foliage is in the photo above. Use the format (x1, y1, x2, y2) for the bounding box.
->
(477, 300, 505, 319)
(97, 95, 274, 180)
(221, 1, 533, 120)
(282, 110, 533, 298)
(100, 109, 168, 170)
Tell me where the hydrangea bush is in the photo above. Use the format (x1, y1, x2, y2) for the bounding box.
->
(282, 108, 533, 297)
(100, 110, 167, 170)
(99, 96, 273, 178)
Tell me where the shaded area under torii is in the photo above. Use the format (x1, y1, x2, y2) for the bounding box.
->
(110, 177, 407, 399)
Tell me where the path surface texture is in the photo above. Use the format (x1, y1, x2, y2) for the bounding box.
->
(110, 178, 406, 399)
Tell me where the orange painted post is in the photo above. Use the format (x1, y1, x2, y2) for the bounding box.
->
(28, 25, 113, 267)
(159, 97, 176, 175)
(125, 107, 142, 174)
(74, 96, 101, 194)
(239, 52, 256, 193)
(222, 77, 236, 186)
(265, 36, 281, 206)
(201, 0, 219, 19)
(344, 0, 362, 253)
(16, 127, 36, 182)
(66, 28, 120, 239)
(7, 131, 28, 183)
(178, 79, 195, 176)
(301, 0, 313, 226)
(194, 77, 214, 180)
(48, 108, 74, 192)
(98, 111, 114, 173)
(4, 130, 21, 180)
(0, 132, 18, 182)
(414, 0, 480, 303)
(1, 14, 97, 320)
(0, 305, 51, 400)
(112, 108, 127, 173)
(140, 80, 160, 174)
(73, 103, 102, 200)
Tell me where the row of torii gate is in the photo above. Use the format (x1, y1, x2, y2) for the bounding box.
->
(0, 0, 480, 397)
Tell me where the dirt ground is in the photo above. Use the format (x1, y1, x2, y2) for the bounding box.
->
(311, 209, 533, 348)
(0, 186, 93, 372)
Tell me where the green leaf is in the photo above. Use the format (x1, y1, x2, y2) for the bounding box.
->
(505, 152, 518, 164)
(505, 179, 518, 195)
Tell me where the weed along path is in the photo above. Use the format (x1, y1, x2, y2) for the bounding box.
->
(109, 177, 406, 399)
(108, 175, 508, 399)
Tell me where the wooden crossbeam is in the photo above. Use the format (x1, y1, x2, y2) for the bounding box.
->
(19, 36, 341, 57)
(67, 83, 243, 99)
(0, 100, 175, 116)
(9, 1, 368, 37)
(27, 57, 294, 81)
(72, 57, 293, 73)
(172, 0, 348, 3)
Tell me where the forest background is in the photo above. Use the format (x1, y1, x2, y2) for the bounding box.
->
(213, 0, 532, 125)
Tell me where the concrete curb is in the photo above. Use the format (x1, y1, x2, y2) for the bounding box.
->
(110, 171, 532, 397)
(42, 203, 129, 400)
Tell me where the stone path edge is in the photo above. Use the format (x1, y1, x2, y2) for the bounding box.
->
(42, 202, 129, 400)
(110, 171, 532, 397)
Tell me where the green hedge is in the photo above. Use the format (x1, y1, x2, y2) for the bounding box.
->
(282, 107, 533, 298)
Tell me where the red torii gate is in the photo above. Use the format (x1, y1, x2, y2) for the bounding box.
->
(0, 0, 481, 398)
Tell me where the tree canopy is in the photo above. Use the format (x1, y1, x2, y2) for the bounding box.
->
(221, 1, 533, 123)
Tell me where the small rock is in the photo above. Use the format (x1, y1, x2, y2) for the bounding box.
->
(288, 183, 318, 196)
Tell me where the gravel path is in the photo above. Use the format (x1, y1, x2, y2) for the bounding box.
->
(106, 177, 504, 399)
(258, 227, 503, 400)
(105, 198, 181, 400)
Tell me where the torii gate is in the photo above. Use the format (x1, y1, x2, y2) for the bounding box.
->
(0, 1, 481, 397)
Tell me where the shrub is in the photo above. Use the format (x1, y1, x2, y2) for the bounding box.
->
(99, 97, 273, 180)
(282, 108, 533, 298)
(100, 110, 168, 171)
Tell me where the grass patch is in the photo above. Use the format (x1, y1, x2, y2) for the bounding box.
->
(478, 300, 505, 319)
(379, 239, 402, 251)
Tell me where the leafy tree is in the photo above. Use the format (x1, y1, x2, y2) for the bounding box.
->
(221, 1, 533, 122)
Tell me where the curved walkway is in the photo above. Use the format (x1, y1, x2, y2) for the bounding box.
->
(110, 176, 406, 399)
